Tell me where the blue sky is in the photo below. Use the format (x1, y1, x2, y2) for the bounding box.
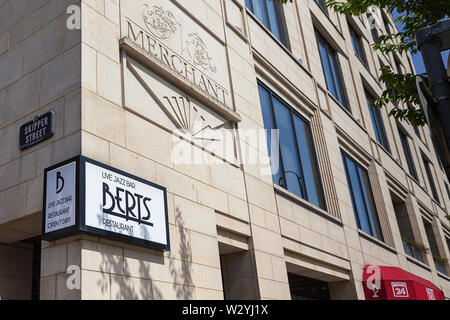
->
(392, 10, 449, 74)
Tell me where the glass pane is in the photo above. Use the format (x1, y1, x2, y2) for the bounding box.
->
(435, 259, 448, 275)
(368, 106, 382, 143)
(344, 155, 372, 234)
(359, 167, 383, 240)
(350, 29, 359, 56)
(258, 84, 284, 187)
(366, 92, 389, 151)
(351, 29, 367, 64)
(371, 25, 379, 42)
(424, 158, 439, 201)
(384, 18, 391, 35)
(317, 34, 337, 98)
(245, 0, 252, 10)
(266, 1, 282, 41)
(293, 115, 324, 208)
(315, 0, 328, 13)
(329, 52, 346, 106)
(253, 0, 270, 29)
(403, 240, 412, 256)
(377, 116, 389, 150)
(358, 168, 377, 236)
(411, 245, 423, 262)
(273, 98, 303, 197)
(399, 131, 417, 180)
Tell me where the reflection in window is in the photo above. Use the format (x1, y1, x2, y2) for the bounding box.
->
(316, 30, 348, 109)
(391, 193, 424, 262)
(383, 16, 392, 35)
(342, 151, 384, 240)
(398, 129, 418, 180)
(349, 25, 367, 65)
(395, 58, 403, 75)
(315, 0, 328, 14)
(368, 14, 380, 42)
(258, 81, 326, 209)
(423, 219, 447, 275)
(423, 155, 440, 203)
(365, 90, 390, 152)
(245, 0, 289, 47)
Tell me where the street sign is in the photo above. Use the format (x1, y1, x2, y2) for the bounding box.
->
(19, 111, 54, 150)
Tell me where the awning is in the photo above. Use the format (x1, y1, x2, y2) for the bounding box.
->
(363, 265, 445, 300)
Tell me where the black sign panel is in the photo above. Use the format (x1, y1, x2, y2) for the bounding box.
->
(19, 111, 55, 150)
(42, 156, 170, 251)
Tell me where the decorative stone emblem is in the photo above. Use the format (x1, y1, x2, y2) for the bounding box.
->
(185, 33, 217, 73)
(142, 4, 178, 40)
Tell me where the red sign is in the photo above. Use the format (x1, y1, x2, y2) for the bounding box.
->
(362, 265, 445, 300)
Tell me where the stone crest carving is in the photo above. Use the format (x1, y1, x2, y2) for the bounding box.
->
(185, 33, 217, 73)
(142, 4, 178, 40)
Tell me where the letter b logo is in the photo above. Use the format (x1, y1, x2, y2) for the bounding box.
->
(56, 171, 64, 194)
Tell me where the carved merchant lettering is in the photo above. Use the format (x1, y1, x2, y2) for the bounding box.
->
(126, 21, 229, 106)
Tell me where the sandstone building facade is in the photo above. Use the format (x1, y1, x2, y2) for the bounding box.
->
(0, 0, 449, 300)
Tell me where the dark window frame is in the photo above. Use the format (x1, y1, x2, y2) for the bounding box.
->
(257, 80, 327, 210)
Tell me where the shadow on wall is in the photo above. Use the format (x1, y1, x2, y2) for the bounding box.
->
(95, 205, 193, 300)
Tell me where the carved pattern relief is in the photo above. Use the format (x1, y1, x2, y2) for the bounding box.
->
(142, 4, 179, 40)
(141, 3, 217, 73)
(184, 33, 217, 73)
(163, 96, 226, 141)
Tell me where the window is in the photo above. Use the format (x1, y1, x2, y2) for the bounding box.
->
(423, 219, 447, 275)
(258, 81, 326, 209)
(365, 90, 390, 151)
(368, 14, 380, 42)
(391, 192, 423, 262)
(315, 0, 328, 14)
(445, 183, 450, 201)
(349, 24, 367, 65)
(288, 273, 331, 300)
(394, 57, 403, 75)
(245, 0, 289, 47)
(342, 151, 384, 240)
(383, 16, 392, 35)
(379, 59, 397, 104)
(316, 30, 348, 109)
(398, 129, 418, 180)
(407, 56, 415, 74)
(422, 155, 440, 203)
(413, 124, 421, 140)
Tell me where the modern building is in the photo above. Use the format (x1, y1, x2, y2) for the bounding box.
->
(0, 0, 449, 300)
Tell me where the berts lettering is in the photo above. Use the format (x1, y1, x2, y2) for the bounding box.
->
(102, 182, 153, 226)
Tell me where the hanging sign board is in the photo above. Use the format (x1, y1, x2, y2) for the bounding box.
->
(42, 156, 170, 251)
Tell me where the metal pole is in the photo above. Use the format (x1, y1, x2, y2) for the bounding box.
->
(416, 22, 450, 178)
